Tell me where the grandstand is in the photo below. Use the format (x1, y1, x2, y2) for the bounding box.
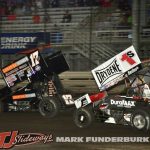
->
(0, 0, 150, 71)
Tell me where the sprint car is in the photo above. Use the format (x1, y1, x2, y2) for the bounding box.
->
(73, 45, 150, 131)
(0, 48, 75, 118)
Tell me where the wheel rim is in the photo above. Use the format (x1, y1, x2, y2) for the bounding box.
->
(133, 114, 146, 129)
(78, 113, 87, 124)
(42, 101, 54, 113)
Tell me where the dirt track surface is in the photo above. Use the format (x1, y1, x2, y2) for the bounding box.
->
(0, 110, 150, 150)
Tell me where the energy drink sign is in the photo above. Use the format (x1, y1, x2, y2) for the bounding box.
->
(92, 45, 142, 91)
(0, 32, 50, 54)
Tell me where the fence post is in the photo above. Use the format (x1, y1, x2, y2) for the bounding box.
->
(132, 0, 140, 53)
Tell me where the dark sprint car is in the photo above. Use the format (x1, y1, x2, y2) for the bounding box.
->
(0, 49, 74, 118)
(73, 45, 150, 131)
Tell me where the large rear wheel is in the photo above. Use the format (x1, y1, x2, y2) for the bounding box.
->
(39, 96, 60, 118)
(131, 109, 150, 131)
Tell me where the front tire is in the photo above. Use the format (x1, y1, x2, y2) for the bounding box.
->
(131, 109, 150, 131)
(39, 97, 60, 118)
(73, 106, 94, 128)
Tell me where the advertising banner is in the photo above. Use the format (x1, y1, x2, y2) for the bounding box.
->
(0, 32, 50, 54)
(92, 45, 142, 91)
(1, 50, 47, 88)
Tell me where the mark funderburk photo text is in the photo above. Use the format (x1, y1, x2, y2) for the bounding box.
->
(55, 136, 150, 143)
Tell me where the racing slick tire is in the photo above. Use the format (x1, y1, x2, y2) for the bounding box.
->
(131, 109, 150, 131)
(39, 96, 60, 118)
(73, 106, 94, 128)
(0, 100, 4, 112)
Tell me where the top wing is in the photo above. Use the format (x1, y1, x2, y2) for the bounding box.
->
(92, 45, 142, 91)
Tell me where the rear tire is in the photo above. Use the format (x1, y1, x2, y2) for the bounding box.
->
(39, 96, 60, 118)
(73, 106, 94, 128)
(0, 100, 4, 112)
(131, 109, 150, 131)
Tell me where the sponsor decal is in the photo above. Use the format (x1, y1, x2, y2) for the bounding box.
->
(126, 65, 141, 76)
(121, 51, 136, 65)
(0, 131, 53, 149)
(95, 59, 122, 85)
(12, 93, 36, 100)
(48, 80, 57, 96)
(1, 50, 45, 88)
(92, 46, 141, 91)
(74, 94, 91, 109)
(110, 99, 135, 108)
